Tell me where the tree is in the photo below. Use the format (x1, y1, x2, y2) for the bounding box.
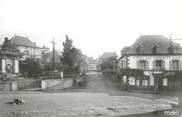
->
(19, 58, 41, 77)
(100, 56, 118, 72)
(61, 35, 86, 72)
(61, 35, 73, 71)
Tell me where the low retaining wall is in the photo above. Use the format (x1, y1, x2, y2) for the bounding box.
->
(17, 79, 41, 90)
(0, 81, 17, 91)
(41, 79, 63, 89)
(62, 79, 73, 89)
(0, 78, 78, 91)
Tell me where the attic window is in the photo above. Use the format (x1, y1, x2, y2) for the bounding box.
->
(136, 44, 145, 54)
(152, 44, 160, 54)
(168, 46, 173, 54)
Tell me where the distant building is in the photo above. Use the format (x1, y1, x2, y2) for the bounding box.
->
(118, 35, 182, 91)
(98, 52, 117, 71)
(9, 35, 48, 60)
(87, 57, 98, 71)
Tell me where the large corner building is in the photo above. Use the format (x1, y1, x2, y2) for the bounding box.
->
(118, 35, 182, 91)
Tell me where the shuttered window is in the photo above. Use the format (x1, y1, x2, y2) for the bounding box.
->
(172, 60, 180, 71)
(137, 60, 148, 70)
(153, 60, 165, 70)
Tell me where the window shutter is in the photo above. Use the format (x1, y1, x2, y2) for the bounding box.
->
(153, 60, 156, 70)
(169, 61, 172, 70)
(179, 60, 182, 71)
(162, 61, 165, 70)
(137, 60, 140, 69)
(146, 61, 149, 70)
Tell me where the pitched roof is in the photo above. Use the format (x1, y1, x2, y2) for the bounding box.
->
(0, 37, 22, 58)
(9, 35, 39, 48)
(122, 35, 182, 54)
(43, 50, 62, 64)
(100, 52, 117, 59)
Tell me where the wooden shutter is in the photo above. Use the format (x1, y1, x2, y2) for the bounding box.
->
(146, 61, 149, 70)
(179, 60, 182, 71)
(137, 60, 140, 69)
(153, 60, 156, 70)
(162, 61, 165, 70)
(169, 61, 172, 70)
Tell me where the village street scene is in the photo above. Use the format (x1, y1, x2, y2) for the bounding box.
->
(0, 0, 182, 117)
(0, 34, 181, 117)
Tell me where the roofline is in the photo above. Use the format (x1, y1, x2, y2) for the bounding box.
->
(119, 53, 182, 60)
(14, 44, 42, 49)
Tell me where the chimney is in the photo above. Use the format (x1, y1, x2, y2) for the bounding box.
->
(4, 37, 8, 44)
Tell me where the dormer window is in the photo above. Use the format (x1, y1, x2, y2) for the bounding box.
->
(136, 44, 145, 54)
(168, 46, 173, 54)
(152, 44, 160, 54)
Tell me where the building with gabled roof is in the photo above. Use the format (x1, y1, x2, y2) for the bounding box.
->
(118, 35, 182, 91)
(10, 35, 39, 48)
(100, 52, 117, 59)
(9, 35, 48, 60)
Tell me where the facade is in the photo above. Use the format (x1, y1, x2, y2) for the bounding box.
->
(9, 35, 48, 60)
(87, 57, 98, 71)
(118, 35, 182, 91)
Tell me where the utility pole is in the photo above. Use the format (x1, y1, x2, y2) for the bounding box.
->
(50, 38, 56, 72)
(125, 55, 129, 91)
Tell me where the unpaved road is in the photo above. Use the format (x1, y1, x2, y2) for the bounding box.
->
(0, 72, 177, 117)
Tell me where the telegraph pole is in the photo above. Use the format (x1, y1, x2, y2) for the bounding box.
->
(125, 55, 129, 91)
(50, 38, 56, 72)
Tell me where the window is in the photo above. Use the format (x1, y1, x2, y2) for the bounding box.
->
(152, 44, 160, 54)
(154, 60, 164, 70)
(121, 60, 125, 68)
(24, 50, 29, 55)
(136, 44, 145, 54)
(137, 60, 148, 70)
(168, 46, 173, 54)
(172, 60, 179, 71)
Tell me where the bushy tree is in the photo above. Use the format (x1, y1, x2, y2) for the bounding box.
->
(19, 58, 41, 77)
(100, 56, 118, 72)
(61, 35, 73, 71)
(61, 35, 86, 72)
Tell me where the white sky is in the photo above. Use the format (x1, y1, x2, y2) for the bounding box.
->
(0, 0, 182, 58)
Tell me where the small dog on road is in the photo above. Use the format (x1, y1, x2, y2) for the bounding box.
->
(7, 98, 25, 105)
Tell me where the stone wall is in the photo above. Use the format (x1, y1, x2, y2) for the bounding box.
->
(17, 79, 41, 90)
(41, 79, 63, 89)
